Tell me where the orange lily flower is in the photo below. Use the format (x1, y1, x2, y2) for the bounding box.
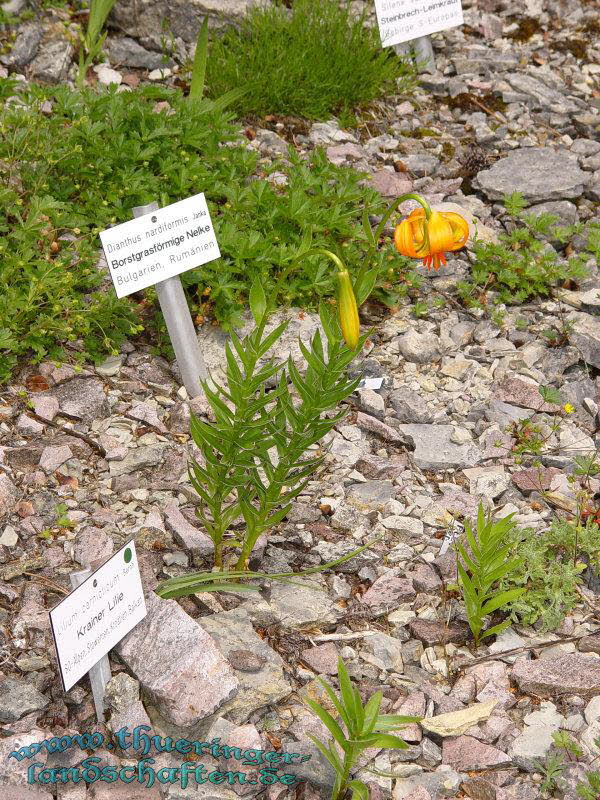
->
(394, 208, 469, 271)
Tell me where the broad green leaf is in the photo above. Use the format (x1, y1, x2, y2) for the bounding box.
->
(349, 780, 369, 800)
(306, 735, 343, 775)
(249, 279, 267, 325)
(356, 733, 408, 750)
(189, 16, 209, 101)
(303, 698, 348, 752)
(481, 588, 525, 616)
(362, 691, 382, 736)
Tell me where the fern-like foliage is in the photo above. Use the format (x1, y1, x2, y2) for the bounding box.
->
(456, 504, 525, 647)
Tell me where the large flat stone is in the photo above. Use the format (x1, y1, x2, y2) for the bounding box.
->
(442, 735, 511, 771)
(46, 378, 108, 422)
(475, 148, 588, 203)
(511, 653, 600, 700)
(570, 313, 600, 370)
(117, 591, 238, 726)
(268, 577, 339, 629)
(397, 425, 482, 470)
(163, 502, 213, 557)
(0, 729, 49, 786)
(199, 608, 291, 724)
(111, 1, 272, 44)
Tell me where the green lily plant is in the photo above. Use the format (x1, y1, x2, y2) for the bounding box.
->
(305, 658, 419, 800)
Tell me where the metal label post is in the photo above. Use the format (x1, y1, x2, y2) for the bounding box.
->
(395, 35, 436, 73)
(132, 202, 207, 397)
(70, 569, 111, 722)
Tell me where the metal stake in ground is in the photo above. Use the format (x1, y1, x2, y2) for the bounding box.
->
(395, 35, 436, 73)
(132, 202, 207, 397)
(70, 568, 111, 723)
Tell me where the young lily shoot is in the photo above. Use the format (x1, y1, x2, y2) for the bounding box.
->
(305, 658, 420, 800)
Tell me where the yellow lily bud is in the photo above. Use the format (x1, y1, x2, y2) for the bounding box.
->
(337, 269, 360, 349)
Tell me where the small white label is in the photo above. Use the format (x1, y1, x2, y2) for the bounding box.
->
(374, 0, 463, 47)
(49, 542, 146, 691)
(99, 193, 221, 298)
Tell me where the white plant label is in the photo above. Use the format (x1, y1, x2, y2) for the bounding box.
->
(99, 193, 220, 298)
(374, 0, 463, 47)
(50, 542, 146, 691)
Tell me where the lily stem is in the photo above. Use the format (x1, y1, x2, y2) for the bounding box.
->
(373, 192, 432, 245)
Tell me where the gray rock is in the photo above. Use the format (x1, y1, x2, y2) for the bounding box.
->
(268, 576, 338, 629)
(200, 608, 291, 723)
(509, 701, 564, 771)
(397, 329, 441, 364)
(0, 678, 49, 723)
(526, 200, 579, 226)
(73, 526, 113, 567)
(356, 412, 412, 446)
(571, 139, 600, 157)
(95, 354, 124, 377)
(356, 388, 385, 420)
(400, 154, 440, 177)
(255, 128, 290, 157)
(117, 590, 238, 726)
(29, 38, 73, 83)
(309, 121, 358, 146)
(347, 480, 396, 512)
(0, 474, 18, 519)
(393, 766, 461, 799)
(443, 735, 510, 771)
(362, 631, 403, 671)
(503, 73, 582, 114)
(512, 653, 600, 700)
(475, 148, 588, 203)
(105, 672, 140, 711)
(313, 539, 379, 572)
(109, 445, 165, 476)
(397, 424, 482, 470)
(163, 502, 213, 557)
(47, 378, 108, 422)
(570, 314, 600, 369)
(389, 387, 433, 424)
(111, 0, 272, 43)
(2, 23, 43, 67)
(39, 444, 72, 474)
(361, 572, 416, 613)
(107, 37, 167, 69)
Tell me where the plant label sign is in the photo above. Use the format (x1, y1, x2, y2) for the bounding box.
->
(374, 0, 463, 47)
(50, 542, 146, 691)
(99, 193, 220, 298)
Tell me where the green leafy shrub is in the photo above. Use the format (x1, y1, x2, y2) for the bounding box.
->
(203, 0, 415, 119)
(458, 192, 592, 308)
(500, 518, 600, 630)
(0, 81, 398, 382)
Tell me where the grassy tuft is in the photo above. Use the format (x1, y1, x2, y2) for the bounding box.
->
(203, 0, 415, 119)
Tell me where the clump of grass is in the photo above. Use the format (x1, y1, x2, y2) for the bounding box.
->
(204, 0, 415, 120)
